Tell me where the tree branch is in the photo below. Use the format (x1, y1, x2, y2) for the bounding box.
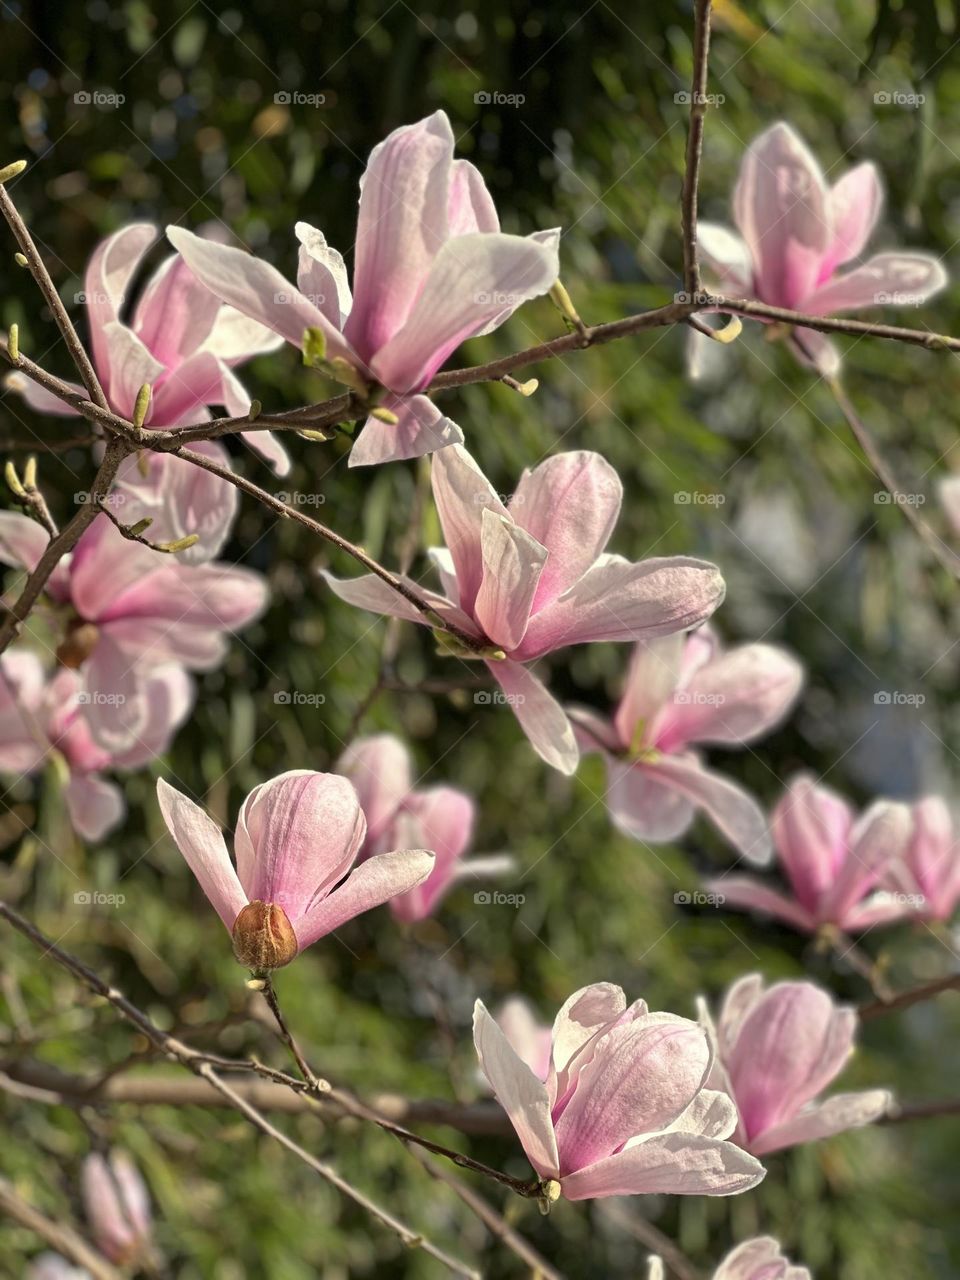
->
(0, 1176, 123, 1280)
(859, 972, 960, 1020)
(680, 0, 713, 297)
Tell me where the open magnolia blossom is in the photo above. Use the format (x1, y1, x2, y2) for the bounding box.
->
(326, 447, 726, 774)
(81, 1149, 152, 1266)
(648, 1236, 811, 1280)
(570, 627, 802, 863)
(0, 649, 191, 841)
(0, 511, 265, 753)
(705, 773, 913, 933)
(473, 982, 765, 1201)
(694, 121, 947, 375)
(7, 222, 288, 475)
(156, 771, 435, 969)
(167, 111, 560, 467)
(338, 733, 511, 922)
(699, 975, 891, 1157)
(875, 796, 960, 924)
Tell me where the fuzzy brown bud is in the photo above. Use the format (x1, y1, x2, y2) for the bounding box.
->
(231, 900, 298, 972)
(56, 621, 99, 669)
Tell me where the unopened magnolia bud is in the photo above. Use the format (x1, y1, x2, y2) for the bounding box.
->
(132, 383, 151, 429)
(7, 323, 18, 361)
(14, 252, 27, 267)
(247, 399, 262, 421)
(370, 406, 399, 425)
(57, 620, 100, 669)
(232, 900, 298, 972)
(0, 160, 27, 184)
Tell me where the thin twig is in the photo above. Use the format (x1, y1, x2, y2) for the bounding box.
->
(859, 972, 960, 1020)
(0, 1176, 123, 1280)
(680, 0, 713, 297)
(0, 181, 108, 409)
(259, 978, 324, 1090)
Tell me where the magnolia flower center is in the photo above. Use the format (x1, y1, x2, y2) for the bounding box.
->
(56, 619, 100, 669)
(231, 900, 298, 972)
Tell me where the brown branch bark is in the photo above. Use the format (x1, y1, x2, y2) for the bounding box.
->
(0, 1176, 123, 1280)
(680, 0, 713, 297)
(859, 972, 960, 1020)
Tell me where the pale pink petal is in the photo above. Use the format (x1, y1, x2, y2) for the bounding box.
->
(166, 226, 349, 358)
(567, 706, 622, 754)
(613, 635, 685, 750)
(511, 452, 622, 610)
(349, 394, 462, 467)
(69, 516, 161, 620)
(0, 511, 50, 572)
(497, 997, 552, 1082)
(448, 159, 499, 237)
(662, 1088, 738, 1140)
(84, 224, 159, 384)
(370, 230, 560, 392)
(697, 222, 753, 292)
(156, 777, 246, 929)
(560, 1132, 765, 1200)
(604, 756, 695, 843)
(726, 982, 856, 1142)
(337, 734, 413, 850)
(112, 664, 193, 769)
(716, 973, 767, 1054)
(939, 474, 960, 537)
(294, 221, 352, 327)
(5, 370, 84, 415)
(654, 642, 803, 752)
(474, 509, 547, 651)
(516, 555, 726, 659)
(806, 252, 947, 315)
(345, 111, 455, 359)
(431, 444, 507, 614)
(487, 658, 578, 775)
(149, 350, 228, 426)
(732, 122, 830, 308)
(65, 772, 125, 841)
(789, 327, 842, 377)
(714, 1237, 810, 1280)
(824, 162, 883, 274)
(473, 998, 559, 1178)
(236, 770, 366, 915)
(293, 847, 435, 947)
(771, 774, 854, 914)
(639, 754, 772, 864)
(551, 983, 628, 1077)
(389, 785, 475, 920)
(821, 799, 912, 926)
(554, 1017, 710, 1169)
(201, 305, 286, 362)
(704, 876, 817, 933)
(132, 251, 221, 366)
(321, 568, 475, 632)
(98, 322, 165, 419)
(749, 1089, 891, 1156)
(78, 636, 145, 754)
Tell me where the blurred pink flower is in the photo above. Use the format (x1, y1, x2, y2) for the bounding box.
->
(494, 997, 553, 1082)
(570, 627, 802, 863)
(705, 774, 912, 933)
(699, 975, 891, 1157)
(939, 474, 960, 538)
(648, 1236, 811, 1280)
(156, 770, 435, 969)
(326, 447, 726, 774)
(167, 111, 560, 466)
(338, 733, 510, 922)
(474, 982, 765, 1200)
(0, 511, 266, 754)
(0, 649, 191, 841)
(696, 121, 947, 375)
(26, 1255, 91, 1280)
(81, 1149, 152, 1266)
(7, 223, 287, 475)
(878, 796, 960, 924)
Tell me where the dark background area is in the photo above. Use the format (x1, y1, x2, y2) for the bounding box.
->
(1, 1, 959, 1275)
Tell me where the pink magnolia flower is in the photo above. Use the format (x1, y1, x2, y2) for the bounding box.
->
(706, 774, 912, 933)
(326, 447, 726, 774)
(878, 796, 960, 923)
(0, 649, 191, 841)
(648, 1237, 811, 1280)
(81, 1150, 152, 1266)
(570, 627, 802, 863)
(494, 997, 553, 1082)
(0, 510, 266, 753)
(697, 121, 947, 375)
(166, 111, 560, 466)
(7, 223, 288, 475)
(473, 982, 765, 1200)
(699, 975, 891, 1157)
(338, 733, 511, 922)
(156, 771, 435, 969)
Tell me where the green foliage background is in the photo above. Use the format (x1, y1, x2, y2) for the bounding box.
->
(1, 0, 959, 1275)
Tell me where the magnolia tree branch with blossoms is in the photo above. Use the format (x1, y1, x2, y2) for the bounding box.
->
(2, 1, 960, 1276)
